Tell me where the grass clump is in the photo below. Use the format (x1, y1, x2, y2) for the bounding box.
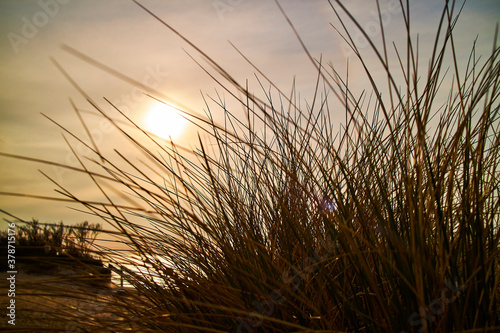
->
(0, 219, 104, 274)
(2, 0, 499, 332)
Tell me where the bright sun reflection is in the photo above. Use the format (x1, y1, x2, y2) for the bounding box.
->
(145, 103, 187, 140)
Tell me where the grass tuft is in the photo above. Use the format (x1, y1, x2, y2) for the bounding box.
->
(2, 0, 499, 332)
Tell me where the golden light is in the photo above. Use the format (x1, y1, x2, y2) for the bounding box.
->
(145, 103, 187, 140)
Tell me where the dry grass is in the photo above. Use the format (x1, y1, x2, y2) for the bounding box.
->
(1, 0, 499, 332)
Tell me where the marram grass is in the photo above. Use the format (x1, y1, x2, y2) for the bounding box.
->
(2, 0, 500, 332)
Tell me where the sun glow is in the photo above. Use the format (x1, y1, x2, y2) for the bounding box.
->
(145, 103, 187, 140)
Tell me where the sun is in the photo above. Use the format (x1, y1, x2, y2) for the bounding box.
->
(145, 103, 187, 140)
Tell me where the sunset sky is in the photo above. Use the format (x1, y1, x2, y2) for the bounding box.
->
(1, 0, 499, 227)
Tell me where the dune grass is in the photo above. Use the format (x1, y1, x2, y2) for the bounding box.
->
(2, 0, 499, 332)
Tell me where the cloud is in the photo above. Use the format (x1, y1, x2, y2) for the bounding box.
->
(0, 0, 498, 227)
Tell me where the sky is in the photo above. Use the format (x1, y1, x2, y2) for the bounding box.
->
(0, 0, 499, 229)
